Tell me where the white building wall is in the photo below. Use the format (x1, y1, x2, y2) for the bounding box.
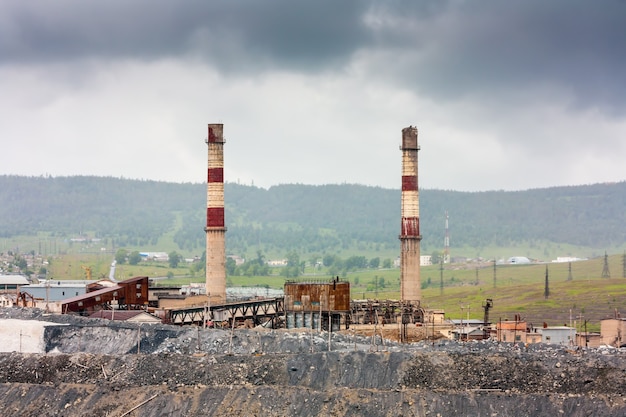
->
(540, 327, 576, 346)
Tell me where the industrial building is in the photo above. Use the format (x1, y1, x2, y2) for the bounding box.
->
(601, 317, 626, 347)
(540, 326, 576, 346)
(60, 276, 149, 314)
(20, 280, 89, 301)
(284, 279, 351, 331)
(0, 275, 29, 292)
(0, 275, 31, 309)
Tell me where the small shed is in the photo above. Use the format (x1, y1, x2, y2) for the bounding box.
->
(576, 332, 602, 348)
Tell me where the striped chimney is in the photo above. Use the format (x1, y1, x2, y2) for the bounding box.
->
(205, 123, 227, 301)
(400, 126, 422, 302)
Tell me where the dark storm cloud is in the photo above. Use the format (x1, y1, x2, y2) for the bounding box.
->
(369, 1, 626, 113)
(0, 0, 374, 72)
(4, 0, 626, 113)
(2, 0, 625, 109)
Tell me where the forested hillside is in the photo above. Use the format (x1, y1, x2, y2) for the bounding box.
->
(0, 175, 624, 258)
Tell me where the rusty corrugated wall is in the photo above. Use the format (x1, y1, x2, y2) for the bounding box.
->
(284, 281, 350, 312)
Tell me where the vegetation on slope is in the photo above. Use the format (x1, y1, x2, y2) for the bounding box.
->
(1, 176, 625, 262)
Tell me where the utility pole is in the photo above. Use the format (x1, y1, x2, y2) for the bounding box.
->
(460, 306, 463, 342)
(493, 259, 497, 289)
(543, 265, 550, 300)
(136, 325, 141, 354)
(443, 211, 450, 264)
(601, 251, 611, 278)
(567, 262, 573, 281)
(577, 313, 584, 344)
(460, 304, 470, 341)
(439, 259, 444, 295)
(375, 275, 378, 299)
(45, 274, 50, 313)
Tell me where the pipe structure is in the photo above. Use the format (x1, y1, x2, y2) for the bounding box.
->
(399, 126, 421, 303)
(205, 123, 227, 302)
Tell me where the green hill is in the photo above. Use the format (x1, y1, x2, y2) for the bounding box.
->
(0, 175, 625, 261)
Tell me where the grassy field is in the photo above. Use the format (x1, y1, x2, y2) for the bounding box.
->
(433, 257, 625, 329)
(220, 254, 625, 332)
(359, 255, 624, 332)
(169, 255, 623, 331)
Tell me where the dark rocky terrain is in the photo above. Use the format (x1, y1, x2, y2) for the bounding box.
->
(1, 308, 625, 416)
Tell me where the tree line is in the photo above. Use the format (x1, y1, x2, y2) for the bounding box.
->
(226, 250, 393, 278)
(1, 175, 625, 258)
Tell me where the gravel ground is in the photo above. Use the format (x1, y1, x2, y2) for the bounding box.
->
(1, 307, 626, 417)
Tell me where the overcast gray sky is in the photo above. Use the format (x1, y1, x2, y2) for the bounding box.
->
(1, 0, 625, 191)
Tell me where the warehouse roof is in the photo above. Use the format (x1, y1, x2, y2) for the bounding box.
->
(0, 275, 29, 286)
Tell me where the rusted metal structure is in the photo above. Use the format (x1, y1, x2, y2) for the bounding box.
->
(61, 276, 149, 314)
(400, 126, 422, 303)
(205, 123, 227, 302)
(284, 279, 350, 331)
(162, 297, 284, 327)
(350, 299, 424, 325)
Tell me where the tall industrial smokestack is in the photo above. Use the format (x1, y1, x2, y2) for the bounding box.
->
(400, 126, 421, 302)
(205, 123, 226, 301)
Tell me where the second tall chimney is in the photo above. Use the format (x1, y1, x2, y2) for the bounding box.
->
(400, 126, 421, 302)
